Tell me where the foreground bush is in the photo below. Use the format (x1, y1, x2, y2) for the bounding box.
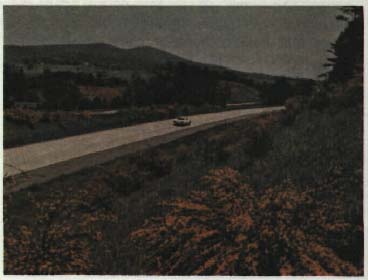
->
(130, 167, 362, 275)
(4, 180, 118, 274)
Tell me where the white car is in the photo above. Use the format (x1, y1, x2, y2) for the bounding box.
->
(173, 116, 192, 126)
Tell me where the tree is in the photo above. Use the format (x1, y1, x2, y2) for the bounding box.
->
(129, 74, 151, 106)
(293, 80, 315, 97)
(79, 98, 93, 110)
(149, 62, 224, 106)
(260, 78, 293, 105)
(111, 96, 123, 108)
(4, 66, 30, 107)
(42, 78, 81, 110)
(321, 7, 363, 83)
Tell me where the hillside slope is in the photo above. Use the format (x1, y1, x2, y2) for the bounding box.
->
(4, 43, 307, 83)
(4, 43, 192, 71)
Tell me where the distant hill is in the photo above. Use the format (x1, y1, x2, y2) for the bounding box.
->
(4, 43, 313, 104)
(4, 43, 308, 81)
(4, 43, 195, 71)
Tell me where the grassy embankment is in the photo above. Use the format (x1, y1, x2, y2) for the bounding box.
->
(4, 89, 363, 275)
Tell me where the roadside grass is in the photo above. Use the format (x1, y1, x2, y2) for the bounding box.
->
(4, 112, 277, 274)
(4, 101, 363, 275)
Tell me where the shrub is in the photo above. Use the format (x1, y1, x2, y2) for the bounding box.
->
(4, 108, 43, 127)
(109, 170, 146, 196)
(130, 168, 362, 275)
(175, 144, 192, 161)
(4, 181, 118, 274)
(251, 107, 362, 189)
(135, 150, 174, 178)
(284, 96, 308, 124)
(240, 122, 272, 158)
(331, 85, 363, 109)
(130, 168, 256, 275)
(79, 111, 92, 120)
(308, 90, 330, 111)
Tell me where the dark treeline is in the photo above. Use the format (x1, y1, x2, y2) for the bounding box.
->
(4, 62, 230, 111)
(258, 78, 315, 106)
(5, 41, 332, 111)
(124, 62, 228, 107)
(4, 65, 129, 110)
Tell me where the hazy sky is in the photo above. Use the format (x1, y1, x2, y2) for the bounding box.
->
(4, 6, 347, 79)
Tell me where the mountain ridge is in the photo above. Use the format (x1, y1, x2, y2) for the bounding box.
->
(4, 43, 312, 82)
(4, 43, 198, 71)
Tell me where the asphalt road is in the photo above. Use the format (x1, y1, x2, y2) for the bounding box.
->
(4, 106, 284, 193)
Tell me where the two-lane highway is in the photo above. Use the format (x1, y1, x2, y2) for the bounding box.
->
(4, 106, 284, 193)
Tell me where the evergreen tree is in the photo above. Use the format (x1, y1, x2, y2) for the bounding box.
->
(321, 7, 363, 83)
